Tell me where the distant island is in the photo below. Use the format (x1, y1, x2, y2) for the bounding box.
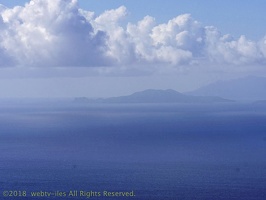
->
(74, 89, 232, 104)
(187, 76, 266, 101)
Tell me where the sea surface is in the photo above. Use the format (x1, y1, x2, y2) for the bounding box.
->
(0, 101, 266, 199)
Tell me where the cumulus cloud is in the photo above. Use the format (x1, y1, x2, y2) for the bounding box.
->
(258, 36, 266, 58)
(0, 0, 265, 71)
(0, 0, 111, 67)
(204, 27, 263, 65)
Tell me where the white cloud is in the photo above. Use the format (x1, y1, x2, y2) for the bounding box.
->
(258, 36, 266, 60)
(92, 6, 135, 64)
(0, 0, 265, 73)
(92, 10, 266, 69)
(0, 0, 111, 67)
(204, 27, 262, 65)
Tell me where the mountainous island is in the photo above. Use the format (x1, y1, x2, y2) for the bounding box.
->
(187, 76, 266, 101)
(74, 89, 232, 104)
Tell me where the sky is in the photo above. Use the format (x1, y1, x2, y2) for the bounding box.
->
(0, 0, 265, 98)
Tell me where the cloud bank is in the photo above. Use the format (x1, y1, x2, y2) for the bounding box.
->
(0, 0, 265, 73)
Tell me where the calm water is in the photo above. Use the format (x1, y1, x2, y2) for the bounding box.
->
(0, 101, 266, 199)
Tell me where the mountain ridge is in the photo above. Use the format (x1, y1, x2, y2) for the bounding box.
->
(187, 76, 266, 101)
(74, 89, 232, 104)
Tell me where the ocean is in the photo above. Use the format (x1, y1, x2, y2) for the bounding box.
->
(0, 101, 265, 199)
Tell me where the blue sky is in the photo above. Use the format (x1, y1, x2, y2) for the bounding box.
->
(0, 0, 265, 98)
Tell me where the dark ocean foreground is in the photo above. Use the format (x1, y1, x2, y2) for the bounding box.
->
(0, 101, 265, 199)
